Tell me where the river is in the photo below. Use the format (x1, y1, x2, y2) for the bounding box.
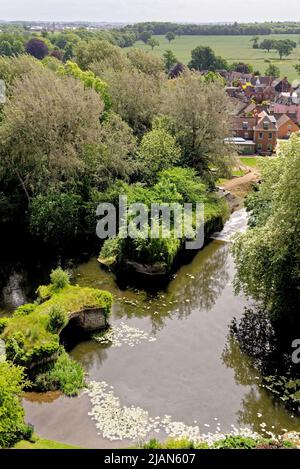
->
(1, 209, 299, 447)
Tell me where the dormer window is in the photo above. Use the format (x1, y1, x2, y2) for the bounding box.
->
(263, 121, 269, 130)
(242, 122, 248, 130)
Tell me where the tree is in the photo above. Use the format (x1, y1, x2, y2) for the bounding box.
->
(265, 63, 280, 78)
(50, 49, 63, 61)
(148, 37, 160, 51)
(102, 68, 162, 135)
(232, 134, 300, 327)
(169, 62, 184, 78)
(295, 60, 300, 75)
(75, 38, 128, 71)
(230, 62, 253, 74)
(0, 66, 104, 202)
(259, 38, 275, 53)
(165, 32, 176, 43)
(161, 70, 234, 181)
(163, 50, 178, 72)
(137, 128, 181, 183)
(188, 46, 228, 71)
(139, 30, 152, 44)
(273, 39, 297, 60)
(58, 60, 111, 109)
(127, 49, 164, 77)
(0, 362, 30, 448)
(0, 41, 12, 57)
(250, 36, 260, 49)
(26, 38, 49, 60)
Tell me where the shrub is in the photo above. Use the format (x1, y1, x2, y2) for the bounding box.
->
(212, 435, 257, 449)
(13, 303, 36, 318)
(48, 351, 85, 396)
(0, 318, 9, 333)
(47, 305, 68, 334)
(0, 362, 30, 448)
(50, 268, 70, 291)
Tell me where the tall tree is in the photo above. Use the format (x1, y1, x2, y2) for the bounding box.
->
(232, 134, 300, 329)
(0, 66, 104, 201)
(188, 46, 228, 71)
(26, 38, 49, 60)
(273, 39, 297, 60)
(259, 38, 275, 52)
(161, 70, 234, 181)
(163, 50, 178, 72)
(147, 37, 160, 51)
(165, 32, 176, 44)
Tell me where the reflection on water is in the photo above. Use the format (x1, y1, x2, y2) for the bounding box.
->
(2, 209, 297, 448)
(222, 337, 300, 434)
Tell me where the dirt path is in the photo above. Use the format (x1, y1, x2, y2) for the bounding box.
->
(219, 167, 260, 199)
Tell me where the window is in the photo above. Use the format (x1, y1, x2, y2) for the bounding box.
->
(242, 122, 248, 130)
(263, 121, 269, 130)
(268, 144, 273, 152)
(244, 132, 249, 139)
(259, 132, 263, 139)
(257, 143, 262, 150)
(288, 125, 292, 131)
(269, 132, 273, 140)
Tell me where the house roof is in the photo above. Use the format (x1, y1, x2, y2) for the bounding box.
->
(254, 111, 277, 130)
(277, 114, 291, 128)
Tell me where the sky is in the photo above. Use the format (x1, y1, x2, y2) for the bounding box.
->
(0, 0, 299, 23)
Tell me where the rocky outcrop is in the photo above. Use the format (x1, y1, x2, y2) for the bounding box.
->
(68, 307, 108, 332)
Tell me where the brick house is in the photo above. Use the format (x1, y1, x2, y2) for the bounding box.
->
(231, 116, 256, 140)
(277, 114, 300, 139)
(253, 112, 278, 155)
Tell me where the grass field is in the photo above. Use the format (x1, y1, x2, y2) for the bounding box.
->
(129, 34, 300, 81)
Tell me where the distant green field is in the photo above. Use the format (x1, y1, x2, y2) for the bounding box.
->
(128, 34, 300, 80)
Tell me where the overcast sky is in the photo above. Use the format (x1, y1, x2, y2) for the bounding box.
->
(1, 0, 299, 23)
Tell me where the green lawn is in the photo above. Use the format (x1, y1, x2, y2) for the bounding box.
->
(239, 157, 264, 167)
(128, 34, 300, 80)
(13, 438, 80, 449)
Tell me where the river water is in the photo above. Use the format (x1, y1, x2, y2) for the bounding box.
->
(2, 209, 300, 447)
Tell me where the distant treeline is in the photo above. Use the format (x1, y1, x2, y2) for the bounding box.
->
(122, 21, 300, 36)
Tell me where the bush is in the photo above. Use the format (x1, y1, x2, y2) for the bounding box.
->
(0, 362, 30, 448)
(13, 303, 36, 318)
(50, 268, 70, 291)
(47, 305, 68, 334)
(0, 318, 9, 333)
(212, 435, 257, 449)
(33, 350, 84, 396)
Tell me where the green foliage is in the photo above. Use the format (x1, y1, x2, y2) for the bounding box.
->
(188, 45, 228, 71)
(29, 192, 83, 245)
(1, 274, 112, 367)
(0, 318, 9, 333)
(13, 304, 36, 318)
(99, 167, 226, 269)
(148, 38, 160, 51)
(47, 306, 68, 334)
(35, 351, 85, 396)
(212, 435, 258, 449)
(58, 60, 111, 109)
(137, 128, 181, 183)
(0, 361, 30, 448)
(232, 135, 300, 321)
(163, 50, 178, 72)
(50, 268, 70, 291)
(265, 63, 280, 77)
(127, 48, 164, 76)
